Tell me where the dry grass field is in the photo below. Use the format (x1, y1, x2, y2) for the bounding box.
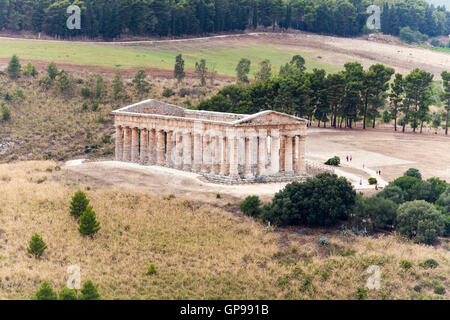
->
(0, 161, 448, 300)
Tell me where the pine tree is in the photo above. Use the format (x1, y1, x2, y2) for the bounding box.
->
(79, 280, 100, 300)
(195, 59, 208, 87)
(24, 62, 38, 77)
(47, 62, 59, 80)
(78, 206, 101, 237)
(174, 54, 185, 84)
(27, 233, 47, 258)
(255, 59, 272, 82)
(59, 286, 78, 300)
(132, 70, 150, 96)
(35, 281, 57, 300)
(236, 58, 251, 84)
(113, 70, 124, 100)
(7, 54, 21, 79)
(70, 190, 90, 218)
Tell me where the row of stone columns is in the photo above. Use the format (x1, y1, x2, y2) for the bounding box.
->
(115, 126, 306, 178)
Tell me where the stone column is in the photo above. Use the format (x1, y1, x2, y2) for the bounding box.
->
(148, 129, 156, 165)
(193, 133, 203, 172)
(183, 131, 192, 171)
(202, 135, 212, 173)
(228, 132, 239, 178)
(156, 130, 165, 166)
(219, 136, 228, 176)
(212, 136, 220, 175)
(140, 129, 148, 165)
(123, 127, 132, 162)
(175, 131, 184, 169)
(279, 135, 285, 172)
(284, 135, 294, 173)
(258, 129, 268, 176)
(244, 130, 257, 179)
(115, 126, 123, 161)
(166, 131, 174, 167)
(270, 129, 280, 175)
(297, 136, 307, 175)
(131, 127, 139, 163)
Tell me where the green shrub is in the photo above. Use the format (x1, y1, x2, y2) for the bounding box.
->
(79, 206, 101, 237)
(400, 260, 412, 270)
(58, 286, 78, 300)
(1, 104, 11, 121)
(404, 168, 422, 180)
(353, 196, 397, 231)
(146, 264, 157, 275)
(24, 62, 38, 77)
(356, 287, 368, 300)
(70, 190, 90, 218)
(81, 87, 92, 98)
(396, 201, 445, 244)
(92, 101, 100, 111)
(27, 233, 47, 258)
(319, 237, 329, 246)
(79, 280, 100, 300)
(391, 176, 422, 201)
(368, 178, 378, 185)
(47, 62, 59, 80)
(430, 38, 441, 47)
(240, 196, 262, 217)
(7, 54, 21, 79)
(325, 156, 340, 166)
(35, 281, 57, 300)
(434, 285, 446, 295)
(419, 259, 439, 269)
(377, 186, 405, 205)
(263, 173, 356, 227)
(162, 88, 175, 97)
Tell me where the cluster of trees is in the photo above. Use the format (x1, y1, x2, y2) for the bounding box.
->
(381, 0, 450, 38)
(0, 0, 447, 39)
(197, 55, 450, 134)
(241, 169, 449, 244)
(34, 280, 100, 300)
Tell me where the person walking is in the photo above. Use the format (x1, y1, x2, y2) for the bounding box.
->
(346, 155, 349, 162)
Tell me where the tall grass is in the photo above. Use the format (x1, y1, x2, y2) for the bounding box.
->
(0, 161, 448, 300)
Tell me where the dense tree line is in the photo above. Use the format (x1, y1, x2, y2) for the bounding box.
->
(196, 55, 449, 134)
(0, 0, 448, 39)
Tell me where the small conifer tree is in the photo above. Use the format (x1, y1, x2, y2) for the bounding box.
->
(7, 54, 21, 79)
(79, 206, 101, 237)
(27, 233, 47, 258)
(35, 281, 57, 300)
(70, 190, 90, 218)
(79, 280, 100, 300)
(59, 286, 78, 300)
(47, 62, 59, 80)
(174, 54, 185, 84)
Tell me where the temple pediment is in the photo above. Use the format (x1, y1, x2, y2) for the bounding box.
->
(234, 111, 308, 126)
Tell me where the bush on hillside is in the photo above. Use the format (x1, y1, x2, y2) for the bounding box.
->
(70, 190, 90, 218)
(78, 206, 101, 237)
(79, 280, 100, 300)
(396, 200, 445, 244)
(35, 281, 57, 300)
(27, 233, 47, 258)
(325, 156, 340, 166)
(377, 186, 405, 205)
(352, 196, 397, 231)
(240, 196, 262, 218)
(404, 168, 422, 180)
(262, 173, 356, 227)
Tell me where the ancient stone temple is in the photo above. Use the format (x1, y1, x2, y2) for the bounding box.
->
(113, 99, 308, 183)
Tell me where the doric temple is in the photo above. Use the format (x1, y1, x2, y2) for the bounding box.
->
(112, 99, 309, 183)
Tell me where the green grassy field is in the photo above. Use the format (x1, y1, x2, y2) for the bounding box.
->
(0, 39, 341, 77)
(421, 45, 450, 54)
